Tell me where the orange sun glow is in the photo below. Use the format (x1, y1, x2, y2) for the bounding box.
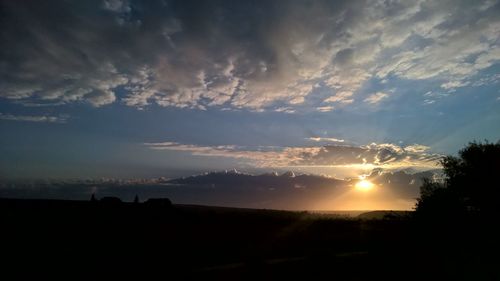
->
(355, 180, 374, 192)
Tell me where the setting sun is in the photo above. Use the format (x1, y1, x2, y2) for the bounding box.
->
(355, 180, 374, 191)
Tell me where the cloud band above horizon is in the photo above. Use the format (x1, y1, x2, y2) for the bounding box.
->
(144, 141, 442, 173)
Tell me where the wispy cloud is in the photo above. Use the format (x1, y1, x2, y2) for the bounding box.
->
(274, 107, 296, 114)
(307, 137, 345, 143)
(316, 106, 334, 112)
(323, 91, 354, 105)
(144, 142, 323, 167)
(0, 113, 68, 123)
(364, 92, 389, 105)
(145, 141, 441, 170)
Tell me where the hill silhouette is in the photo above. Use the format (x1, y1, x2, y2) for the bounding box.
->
(0, 197, 425, 280)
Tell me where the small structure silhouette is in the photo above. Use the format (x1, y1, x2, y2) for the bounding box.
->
(134, 195, 139, 204)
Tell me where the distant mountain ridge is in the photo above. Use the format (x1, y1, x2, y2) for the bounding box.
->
(165, 169, 440, 207)
(0, 169, 441, 210)
(168, 170, 345, 189)
(168, 169, 438, 190)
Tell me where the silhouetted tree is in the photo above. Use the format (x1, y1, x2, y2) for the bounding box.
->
(91, 193, 97, 202)
(416, 141, 500, 218)
(134, 195, 139, 204)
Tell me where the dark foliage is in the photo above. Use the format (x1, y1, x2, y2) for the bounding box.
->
(416, 141, 500, 218)
(412, 141, 500, 281)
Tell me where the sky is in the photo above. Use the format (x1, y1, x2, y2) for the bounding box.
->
(1, 0, 500, 180)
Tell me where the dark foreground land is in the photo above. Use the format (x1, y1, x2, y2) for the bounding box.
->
(1, 198, 498, 280)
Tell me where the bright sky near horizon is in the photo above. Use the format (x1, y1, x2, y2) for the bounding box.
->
(1, 0, 499, 180)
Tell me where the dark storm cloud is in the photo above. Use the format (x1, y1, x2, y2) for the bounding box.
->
(0, 0, 337, 107)
(1, 0, 499, 109)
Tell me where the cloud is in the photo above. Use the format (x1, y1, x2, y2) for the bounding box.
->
(316, 106, 334, 112)
(275, 107, 296, 114)
(145, 141, 441, 171)
(404, 144, 431, 153)
(441, 80, 470, 91)
(324, 91, 354, 105)
(103, 0, 130, 13)
(1, 0, 499, 110)
(144, 141, 323, 167)
(307, 137, 345, 143)
(364, 92, 389, 104)
(0, 113, 68, 123)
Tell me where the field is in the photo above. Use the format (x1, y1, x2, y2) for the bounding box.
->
(1, 198, 497, 280)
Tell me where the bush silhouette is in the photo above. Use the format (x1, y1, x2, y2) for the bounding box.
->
(416, 141, 500, 219)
